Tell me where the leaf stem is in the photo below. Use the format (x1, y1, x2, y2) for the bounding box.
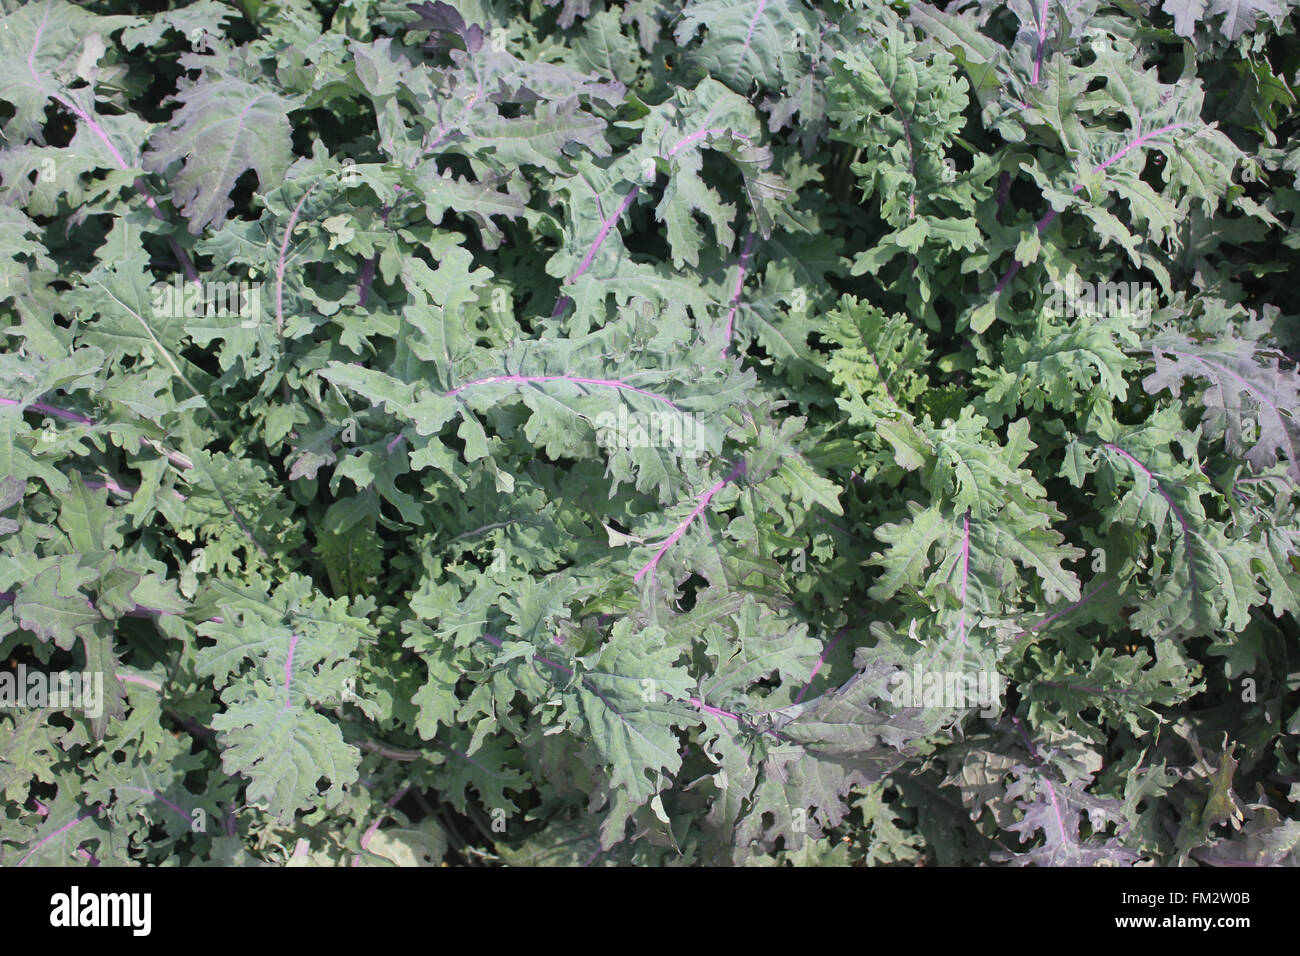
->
(633, 460, 745, 583)
(990, 122, 1194, 298)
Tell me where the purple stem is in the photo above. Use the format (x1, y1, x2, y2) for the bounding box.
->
(80, 476, 131, 496)
(420, 81, 484, 157)
(119, 786, 190, 822)
(119, 674, 163, 692)
(80, 476, 187, 503)
(995, 171, 1011, 221)
(663, 689, 792, 741)
(633, 461, 745, 583)
(5, 392, 264, 560)
(132, 604, 171, 620)
(1011, 714, 1042, 764)
(721, 231, 756, 358)
(685, 695, 737, 721)
(1041, 775, 1068, 847)
(0, 397, 92, 424)
(1011, 577, 1114, 646)
(1030, 0, 1050, 86)
(0, 397, 194, 471)
(794, 626, 847, 704)
(357, 256, 377, 308)
(481, 632, 572, 676)
(481, 629, 788, 743)
(567, 185, 640, 285)
(990, 122, 1194, 297)
(1092, 122, 1194, 177)
(355, 192, 401, 308)
(1161, 349, 1289, 432)
(16, 806, 101, 867)
(27, 3, 198, 282)
(734, 0, 768, 78)
(352, 783, 414, 866)
(992, 204, 1060, 295)
(276, 184, 317, 341)
(1010, 717, 1068, 850)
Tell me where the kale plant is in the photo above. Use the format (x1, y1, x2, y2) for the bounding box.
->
(0, 0, 1298, 867)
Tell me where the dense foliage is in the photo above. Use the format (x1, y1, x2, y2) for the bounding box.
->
(1, 0, 1298, 866)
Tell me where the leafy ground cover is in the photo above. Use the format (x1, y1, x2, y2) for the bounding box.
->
(0, 0, 1298, 866)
